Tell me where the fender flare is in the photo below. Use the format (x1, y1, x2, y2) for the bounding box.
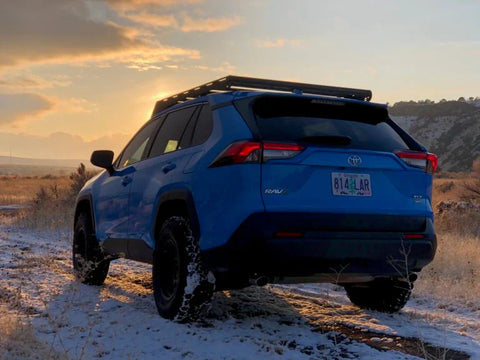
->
(74, 193, 96, 232)
(153, 188, 201, 241)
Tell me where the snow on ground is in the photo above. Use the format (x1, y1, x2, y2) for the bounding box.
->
(0, 205, 27, 211)
(1, 219, 479, 360)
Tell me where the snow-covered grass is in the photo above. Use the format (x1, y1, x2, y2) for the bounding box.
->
(2, 227, 428, 360)
(1, 218, 480, 359)
(1, 174, 480, 359)
(0, 304, 65, 360)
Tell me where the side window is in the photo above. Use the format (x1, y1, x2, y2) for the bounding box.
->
(178, 107, 199, 150)
(149, 106, 196, 158)
(191, 105, 213, 146)
(117, 120, 158, 168)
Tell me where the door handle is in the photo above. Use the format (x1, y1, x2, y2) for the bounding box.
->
(162, 163, 176, 174)
(121, 176, 133, 186)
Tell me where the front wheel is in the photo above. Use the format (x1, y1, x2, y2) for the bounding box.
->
(344, 278, 413, 313)
(73, 212, 110, 285)
(153, 216, 214, 322)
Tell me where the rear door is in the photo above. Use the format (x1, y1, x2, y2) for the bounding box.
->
(94, 118, 159, 242)
(252, 96, 432, 220)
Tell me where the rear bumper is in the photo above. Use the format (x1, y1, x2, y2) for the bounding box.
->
(202, 212, 436, 289)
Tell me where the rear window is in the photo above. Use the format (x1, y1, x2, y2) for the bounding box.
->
(252, 96, 409, 152)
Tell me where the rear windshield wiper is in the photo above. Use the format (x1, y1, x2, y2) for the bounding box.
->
(297, 136, 351, 146)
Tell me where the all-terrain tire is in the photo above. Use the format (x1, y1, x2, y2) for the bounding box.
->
(344, 278, 413, 313)
(72, 212, 110, 285)
(153, 216, 215, 322)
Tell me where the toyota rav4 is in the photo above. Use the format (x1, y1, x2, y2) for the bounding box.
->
(73, 76, 437, 321)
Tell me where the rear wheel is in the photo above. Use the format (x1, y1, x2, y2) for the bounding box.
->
(344, 278, 412, 313)
(153, 216, 214, 322)
(73, 212, 110, 285)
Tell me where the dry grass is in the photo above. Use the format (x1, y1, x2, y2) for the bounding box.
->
(417, 174, 480, 305)
(16, 197, 75, 230)
(0, 173, 78, 230)
(432, 177, 472, 207)
(415, 232, 480, 307)
(0, 305, 66, 360)
(0, 175, 70, 206)
(8, 165, 98, 230)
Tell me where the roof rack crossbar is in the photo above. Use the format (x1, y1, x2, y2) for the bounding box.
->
(152, 75, 372, 115)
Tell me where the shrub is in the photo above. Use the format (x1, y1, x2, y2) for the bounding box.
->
(17, 164, 97, 230)
(415, 232, 480, 306)
(461, 158, 480, 202)
(68, 163, 97, 200)
(435, 200, 480, 237)
(436, 181, 455, 194)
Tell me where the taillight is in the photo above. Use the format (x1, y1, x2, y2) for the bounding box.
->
(209, 141, 261, 167)
(209, 140, 304, 167)
(395, 151, 438, 174)
(263, 142, 304, 161)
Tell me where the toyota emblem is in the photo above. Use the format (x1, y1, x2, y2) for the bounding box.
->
(347, 155, 362, 167)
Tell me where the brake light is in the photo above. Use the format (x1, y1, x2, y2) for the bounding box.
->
(263, 142, 304, 161)
(395, 151, 438, 174)
(209, 141, 304, 167)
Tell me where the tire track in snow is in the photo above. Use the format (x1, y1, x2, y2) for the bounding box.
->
(271, 286, 471, 360)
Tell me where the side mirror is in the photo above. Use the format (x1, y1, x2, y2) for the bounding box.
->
(90, 150, 114, 174)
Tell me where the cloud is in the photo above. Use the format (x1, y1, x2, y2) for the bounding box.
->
(0, 0, 144, 68)
(114, 45, 200, 71)
(0, 73, 71, 89)
(194, 62, 236, 73)
(111, 1, 242, 34)
(0, 0, 199, 70)
(57, 98, 99, 114)
(0, 94, 55, 125)
(0, 93, 99, 126)
(180, 16, 243, 32)
(0, 77, 47, 89)
(0, 131, 131, 159)
(255, 38, 304, 49)
(121, 12, 178, 28)
(106, 0, 203, 12)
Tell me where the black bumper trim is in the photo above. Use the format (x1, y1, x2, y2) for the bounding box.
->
(201, 212, 436, 289)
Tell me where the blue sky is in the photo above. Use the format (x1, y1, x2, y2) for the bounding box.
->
(0, 0, 479, 159)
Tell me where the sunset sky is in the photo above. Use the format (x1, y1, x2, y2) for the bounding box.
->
(1, 0, 479, 160)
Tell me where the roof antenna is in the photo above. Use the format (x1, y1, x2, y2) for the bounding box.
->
(292, 88, 303, 95)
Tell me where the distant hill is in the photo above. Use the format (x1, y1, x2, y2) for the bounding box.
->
(390, 100, 480, 172)
(0, 156, 89, 175)
(0, 156, 87, 168)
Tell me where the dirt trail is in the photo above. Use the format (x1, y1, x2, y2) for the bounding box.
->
(271, 287, 470, 360)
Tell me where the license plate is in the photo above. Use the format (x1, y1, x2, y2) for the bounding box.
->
(331, 172, 372, 196)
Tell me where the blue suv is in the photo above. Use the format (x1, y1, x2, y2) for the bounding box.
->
(73, 76, 437, 321)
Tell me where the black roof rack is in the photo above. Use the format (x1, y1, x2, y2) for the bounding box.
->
(152, 75, 372, 115)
